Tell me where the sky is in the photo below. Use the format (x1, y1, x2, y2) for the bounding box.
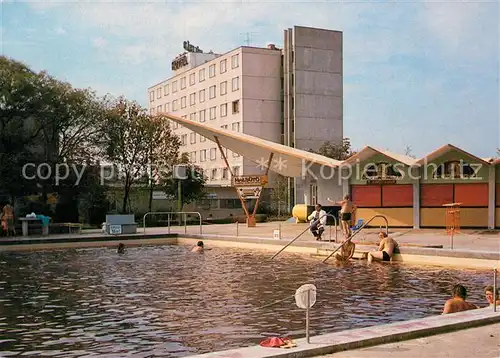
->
(1, 0, 499, 158)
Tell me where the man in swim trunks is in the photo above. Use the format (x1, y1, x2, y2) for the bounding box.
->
(368, 232, 397, 262)
(327, 195, 354, 239)
(442, 284, 478, 314)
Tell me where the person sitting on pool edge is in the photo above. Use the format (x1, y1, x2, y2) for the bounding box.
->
(367, 232, 397, 262)
(335, 239, 356, 263)
(191, 241, 204, 253)
(484, 285, 500, 307)
(307, 204, 327, 241)
(442, 284, 478, 314)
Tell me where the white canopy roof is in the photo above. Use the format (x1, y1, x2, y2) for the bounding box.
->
(165, 113, 341, 177)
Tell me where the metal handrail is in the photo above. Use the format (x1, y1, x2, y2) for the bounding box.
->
(321, 214, 389, 263)
(143, 211, 202, 235)
(271, 212, 338, 259)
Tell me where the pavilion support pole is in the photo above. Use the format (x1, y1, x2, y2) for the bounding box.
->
(214, 135, 250, 219)
(252, 153, 274, 217)
(214, 135, 233, 177)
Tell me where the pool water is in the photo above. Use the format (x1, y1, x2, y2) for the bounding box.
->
(0, 245, 492, 357)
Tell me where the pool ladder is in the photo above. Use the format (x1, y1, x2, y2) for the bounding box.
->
(272, 214, 389, 262)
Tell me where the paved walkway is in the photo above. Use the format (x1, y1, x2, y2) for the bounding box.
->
(317, 322, 500, 358)
(3, 222, 499, 253)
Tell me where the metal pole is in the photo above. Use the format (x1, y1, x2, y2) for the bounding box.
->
(279, 223, 281, 240)
(178, 180, 182, 226)
(329, 224, 332, 243)
(199, 214, 202, 234)
(236, 221, 239, 236)
(168, 214, 171, 234)
(306, 289, 310, 344)
(451, 228, 454, 250)
(494, 268, 497, 312)
(184, 213, 187, 234)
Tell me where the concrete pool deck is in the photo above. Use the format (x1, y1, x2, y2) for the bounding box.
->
(185, 308, 500, 358)
(0, 223, 498, 269)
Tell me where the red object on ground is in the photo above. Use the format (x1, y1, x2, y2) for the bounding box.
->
(259, 337, 290, 348)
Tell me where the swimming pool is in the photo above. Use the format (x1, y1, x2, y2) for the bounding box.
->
(0, 244, 492, 357)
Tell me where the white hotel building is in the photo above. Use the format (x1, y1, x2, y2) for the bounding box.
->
(148, 26, 343, 215)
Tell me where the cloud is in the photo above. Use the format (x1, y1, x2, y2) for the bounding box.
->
(92, 36, 107, 49)
(54, 26, 65, 35)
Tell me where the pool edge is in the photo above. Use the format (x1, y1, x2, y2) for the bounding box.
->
(184, 308, 500, 358)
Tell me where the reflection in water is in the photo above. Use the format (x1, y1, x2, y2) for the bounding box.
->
(0, 245, 491, 357)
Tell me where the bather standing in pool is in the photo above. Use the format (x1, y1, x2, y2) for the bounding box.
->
(367, 232, 397, 262)
(335, 239, 355, 263)
(442, 284, 478, 314)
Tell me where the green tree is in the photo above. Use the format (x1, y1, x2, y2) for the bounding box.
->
(103, 98, 181, 213)
(161, 153, 206, 210)
(270, 174, 289, 217)
(310, 138, 356, 160)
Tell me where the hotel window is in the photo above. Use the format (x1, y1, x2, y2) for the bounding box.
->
(164, 84, 169, 95)
(189, 73, 195, 86)
(220, 59, 227, 73)
(190, 151, 196, 162)
(220, 103, 227, 117)
(232, 150, 240, 157)
(181, 134, 187, 145)
(210, 148, 216, 160)
(200, 149, 207, 162)
(189, 112, 196, 121)
(149, 91, 154, 102)
(220, 81, 227, 95)
(209, 106, 216, 120)
(222, 168, 228, 180)
(165, 102, 169, 112)
(157, 105, 162, 113)
(199, 68, 205, 82)
(157, 88, 162, 99)
(221, 124, 228, 129)
(172, 81, 178, 93)
(172, 120, 178, 129)
(231, 54, 239, 68)
(232, 122, 240, 132)
(199, 89, 205, 103)
(181, 96, 186, 108)
(180, 77, 186, 89)
(232, 166, 240, 176)
(172, 100, 178, 111)
(150, 108, 155, 115)
(199, 109, 206, 122)
(209, 85, 216, 99)
(190, 92, 196, 106)
(232, 100, 239, 114)
(232, 76, 239, 91)
(210, 168, 217, 180)
(209, 64, 216, 78)
(200, 134, 206, 142)
(190, 132, 196, 144)
(181, 115, 187, 120)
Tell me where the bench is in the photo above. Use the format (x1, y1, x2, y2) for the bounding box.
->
(54, 223, 82, 234)
(19, 217, 50, 236)
(105, 214, 137, 235)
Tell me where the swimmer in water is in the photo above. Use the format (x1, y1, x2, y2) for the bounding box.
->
(191, 241, 204, 253)
(442, 284, 478, 314)
(335, 239, 355, 263)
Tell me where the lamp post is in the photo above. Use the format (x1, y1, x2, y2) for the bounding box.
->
(173, 164, 187, 226)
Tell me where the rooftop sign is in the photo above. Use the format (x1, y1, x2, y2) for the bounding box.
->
(183, 41, 203, 53)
